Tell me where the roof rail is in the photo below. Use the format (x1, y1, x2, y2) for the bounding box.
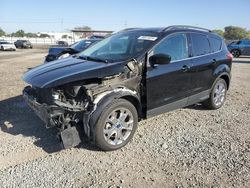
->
(162, 25, 212, 32)
(119, 28, 141, 32)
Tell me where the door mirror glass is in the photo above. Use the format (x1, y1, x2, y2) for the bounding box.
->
(149, 53, 171, 67)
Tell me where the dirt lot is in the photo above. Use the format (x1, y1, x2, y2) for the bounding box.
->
(0, 49, 249, 188)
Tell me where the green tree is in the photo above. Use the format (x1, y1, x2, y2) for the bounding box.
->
(212, 29, 224, 37)
(0, 28, 5, 36)
(25, 32, 38, 38)
(39, 33, 50, 38)
(12, 30, 25, 37)
(62, 34, 68, 38)
(224, 26, 249, 40)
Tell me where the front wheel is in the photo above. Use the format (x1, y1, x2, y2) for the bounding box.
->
(93, 98, 138, 151)
(203, 78, 227, 109)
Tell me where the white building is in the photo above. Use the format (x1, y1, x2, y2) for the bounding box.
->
(37, 32, 78, 40)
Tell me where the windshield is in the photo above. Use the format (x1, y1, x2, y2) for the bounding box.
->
(70, 40, 96, 52)
(79, 31, 159, 62)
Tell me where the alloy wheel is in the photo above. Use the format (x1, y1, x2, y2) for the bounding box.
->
(213, 82, 226, 106)
(103, 107, 134, 146)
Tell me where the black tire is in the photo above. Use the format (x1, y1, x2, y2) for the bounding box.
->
(231, 49, 240, 58)
(92, 98, 138, 151)
(203, 78, 227, 109)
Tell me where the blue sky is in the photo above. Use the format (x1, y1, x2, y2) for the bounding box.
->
(1, 0, 250, 33)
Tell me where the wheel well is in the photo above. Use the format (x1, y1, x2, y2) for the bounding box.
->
(121, 95, 142, 119)
(220, 74, 230, 89)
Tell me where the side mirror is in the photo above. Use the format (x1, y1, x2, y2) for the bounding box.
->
(149, 53, 171, 67)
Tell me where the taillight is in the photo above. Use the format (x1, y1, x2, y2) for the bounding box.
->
(227, 52, 233, 61)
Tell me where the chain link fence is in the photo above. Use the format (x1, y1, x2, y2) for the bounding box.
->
(0, 36, 75, 46)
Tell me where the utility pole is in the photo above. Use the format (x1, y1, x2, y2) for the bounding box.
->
(61, 18, 64, 32)
(124, 21, 127, 28)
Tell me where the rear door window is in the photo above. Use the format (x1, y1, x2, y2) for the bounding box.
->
(190, 33, 210, 56)
(209, 36, 222, 52)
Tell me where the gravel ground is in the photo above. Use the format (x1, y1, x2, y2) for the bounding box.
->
(0, 49, 249, 188)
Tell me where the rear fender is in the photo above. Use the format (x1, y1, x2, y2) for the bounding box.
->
(213, 64, 231, 89)
(213, 64, 230, 78)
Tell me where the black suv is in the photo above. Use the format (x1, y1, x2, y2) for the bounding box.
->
(14, 40, 33, 48)
(22, 26, 232, 151)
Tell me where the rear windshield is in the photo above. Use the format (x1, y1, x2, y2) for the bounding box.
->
(70, 40, 95, 51)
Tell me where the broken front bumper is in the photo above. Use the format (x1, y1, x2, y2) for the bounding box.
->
(23, 86, 59, 128)
(23, 86, 83, 149)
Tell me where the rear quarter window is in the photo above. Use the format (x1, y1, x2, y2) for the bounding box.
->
(190, 33, 210, 56)
(209, 37, 222, 52)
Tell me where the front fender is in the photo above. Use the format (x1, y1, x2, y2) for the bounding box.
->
(88, 87, 140, 135)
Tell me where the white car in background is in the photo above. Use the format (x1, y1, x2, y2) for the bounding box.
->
(0, 41, 16, 51)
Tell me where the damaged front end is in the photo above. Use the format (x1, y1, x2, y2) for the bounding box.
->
(23, 81, 92, 148)
(23, 58, 143, 149)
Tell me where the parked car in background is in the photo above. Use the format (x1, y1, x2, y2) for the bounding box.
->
(14, 40, 33, 48)
(44, 39, 101, 63)
(0, 41, 16, 51)
(23, 25, 232, 151)
(88, 35, 105, 40)
(227, 39, 250, 57)
(56, 40, 69, 46)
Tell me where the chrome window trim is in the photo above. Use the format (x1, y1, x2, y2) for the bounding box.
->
(147, 31, 223, 65)
(170, 49, 222, 63)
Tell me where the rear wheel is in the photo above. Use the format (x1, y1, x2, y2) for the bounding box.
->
(231, 49, 240, 58)
(93, 98, 138, 151)
(203, 78, 227, 109)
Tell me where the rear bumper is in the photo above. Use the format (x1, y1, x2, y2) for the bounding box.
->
(23, 44, 32, 48)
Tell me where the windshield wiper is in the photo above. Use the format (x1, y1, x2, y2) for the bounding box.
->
(78, 55, 109, 63)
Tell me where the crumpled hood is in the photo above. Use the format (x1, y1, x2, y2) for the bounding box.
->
(22, 56, 125, 88)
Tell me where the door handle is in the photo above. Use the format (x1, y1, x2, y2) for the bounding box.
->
(182, 65, 190, 72)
